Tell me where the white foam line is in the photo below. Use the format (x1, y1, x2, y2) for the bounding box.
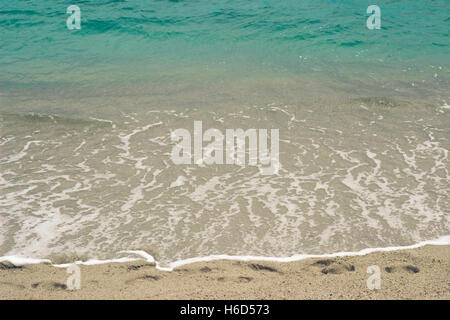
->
(156, 235, 450, 271)
(0, 256, 52, 265)
(1, 235, 448, 271)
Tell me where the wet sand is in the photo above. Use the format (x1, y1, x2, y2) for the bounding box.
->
(0, 244, 448, 300)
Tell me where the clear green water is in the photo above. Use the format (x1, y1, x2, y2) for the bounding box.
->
(0, 1, 449, 265)
(1, 0, 448, 91)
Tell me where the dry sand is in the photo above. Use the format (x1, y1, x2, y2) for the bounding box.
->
(0, 244, 448, 300)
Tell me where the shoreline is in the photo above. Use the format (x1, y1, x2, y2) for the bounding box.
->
(1, 244, 448, 300)
(2, 235, 449, 271)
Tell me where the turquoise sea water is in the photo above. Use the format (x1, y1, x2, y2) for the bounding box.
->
(0, 1, 449, 264)
(1, 1, 448, 92)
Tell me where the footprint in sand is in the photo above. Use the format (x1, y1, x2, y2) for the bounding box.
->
(0, 262, 23, 270)
(125, 274, 160, 285)
(403, 265, 420, 273)
(385, 265, 420, 274)
(249, 264, 279, 273)
(127, 263, 155, 271)
(238, 276, 253, 282)
(31, 281, 67, 290)
(312, 259, 355, 275)
(216, 276, 252, 283)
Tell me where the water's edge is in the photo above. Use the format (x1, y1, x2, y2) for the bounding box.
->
(1, 235, 448, 272)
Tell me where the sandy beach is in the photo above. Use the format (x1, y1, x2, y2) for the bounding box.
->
(0, 244, 448, 300)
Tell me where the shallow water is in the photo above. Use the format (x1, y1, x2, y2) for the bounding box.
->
(0, 1, 449, 266)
